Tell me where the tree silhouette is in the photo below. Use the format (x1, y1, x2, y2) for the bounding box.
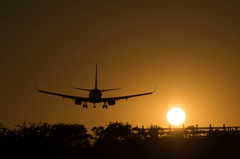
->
(1, 122, 240, 159)
(0, 122, 92, 159)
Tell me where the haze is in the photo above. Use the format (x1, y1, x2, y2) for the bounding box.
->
(1, 0, 240, 130)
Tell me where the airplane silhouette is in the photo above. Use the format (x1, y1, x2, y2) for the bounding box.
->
(36, 64, 155, 109)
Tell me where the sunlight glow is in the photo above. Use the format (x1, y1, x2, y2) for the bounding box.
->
(167, 108, 186, 126)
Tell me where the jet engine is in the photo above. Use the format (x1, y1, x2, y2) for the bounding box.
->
(74, 99, 82, 105)
(108, 100, 116, 106)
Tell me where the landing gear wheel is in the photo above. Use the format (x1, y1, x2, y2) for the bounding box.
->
(102, 105, 108, 109)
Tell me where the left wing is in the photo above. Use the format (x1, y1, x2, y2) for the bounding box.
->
(101, 91, 154, 102)
(37, 89, 89, 101)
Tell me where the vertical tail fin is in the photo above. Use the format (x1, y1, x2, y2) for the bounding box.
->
(95, 63, 98, 89)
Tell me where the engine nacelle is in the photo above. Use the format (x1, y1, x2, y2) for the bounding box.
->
(74, 99, 82, 105)
(108, 100, 116, 106)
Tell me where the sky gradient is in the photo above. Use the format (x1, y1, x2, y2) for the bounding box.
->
(1, 0, 240, 130)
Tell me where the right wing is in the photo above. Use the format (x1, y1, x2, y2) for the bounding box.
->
(37, 89, 89, 101)
(102, 91, 154, 102)
(102, 85, 156, 102)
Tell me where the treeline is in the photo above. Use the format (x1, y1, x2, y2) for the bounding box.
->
(0, 122, 239, 159)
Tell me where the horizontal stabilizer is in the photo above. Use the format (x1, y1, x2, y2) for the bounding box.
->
(101, 88, 121, 92)
(70, 87, 91, 91)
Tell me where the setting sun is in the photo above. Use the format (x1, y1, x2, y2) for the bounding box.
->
(167, 108, 186, 126)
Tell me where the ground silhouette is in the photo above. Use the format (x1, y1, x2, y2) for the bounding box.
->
(1, 122, 239, 159)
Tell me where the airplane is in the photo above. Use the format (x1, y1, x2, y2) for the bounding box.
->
(36, 64, 155, 109)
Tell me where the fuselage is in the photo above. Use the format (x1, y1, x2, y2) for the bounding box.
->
(89, 89, 102, 103)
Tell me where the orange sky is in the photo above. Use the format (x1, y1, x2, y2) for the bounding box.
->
(1, 0, 240, 130)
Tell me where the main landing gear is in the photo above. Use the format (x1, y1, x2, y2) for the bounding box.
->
(82, 102, 108, 109)
(102, 102, 108, 109)
(83, 102, 87, 108)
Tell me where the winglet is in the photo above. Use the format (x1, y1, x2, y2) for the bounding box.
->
(153, 83, 157, 93)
